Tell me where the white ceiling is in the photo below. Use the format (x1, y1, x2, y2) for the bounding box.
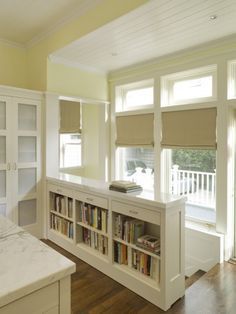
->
(0, 0, 100, 45)
(50, 0, 236, 74)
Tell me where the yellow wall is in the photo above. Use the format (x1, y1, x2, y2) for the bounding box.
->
(27, 0, 149, 92)
(47, 61, 108, 100)
(0, 0, 148, 94)
(0, 42, 27, 88)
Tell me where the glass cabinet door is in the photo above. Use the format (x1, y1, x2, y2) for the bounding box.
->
(0, 101, 6, 130)
(17, 102, 38, 227)
(0, 101, 7, 216)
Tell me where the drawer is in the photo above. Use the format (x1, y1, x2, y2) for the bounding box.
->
(111, 200, 160, 225)
(75, 191, 108, 209)
(48, 183, 74, 198)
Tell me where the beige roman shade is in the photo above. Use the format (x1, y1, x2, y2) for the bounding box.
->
(116, 113, 154, 147)
(161, 107, 217, 149)
(59, 100, 81, 133)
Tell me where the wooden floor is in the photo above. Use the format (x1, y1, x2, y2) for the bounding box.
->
(43, 240, 236, 314)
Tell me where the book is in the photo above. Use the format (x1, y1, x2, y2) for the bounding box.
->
(137, 235, 160, 248)
(109, 185, 142, 193)
(111, 180, 138, 188)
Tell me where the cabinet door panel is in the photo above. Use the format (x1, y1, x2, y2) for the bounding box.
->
(18, 199, 37, 226)
(18, 103, 37, 131)
(18, 136, 37, 163)
(0, 203, 6, 216)
(0, 136, 6, 163)
(0, 170, 6, 198)
(0, 101, 6, 130)
(18, 168, 37, 195)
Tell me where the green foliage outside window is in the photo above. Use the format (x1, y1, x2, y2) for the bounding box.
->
(172, 149, 216, 173)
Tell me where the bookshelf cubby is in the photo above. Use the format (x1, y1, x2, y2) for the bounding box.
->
(75, 200, 109, 257)
(49, 188, 74, 240)
(47, 177, 185, 311)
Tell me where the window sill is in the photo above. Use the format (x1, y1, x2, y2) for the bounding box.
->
(185, 220, 221, 237)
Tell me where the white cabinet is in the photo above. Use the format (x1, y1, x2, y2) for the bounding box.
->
(47, 175, 185, 311)
(0, 87, 42, 237)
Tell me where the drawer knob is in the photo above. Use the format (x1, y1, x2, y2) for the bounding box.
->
(86, 197, 94, 202)
(129, 210, 138, 215)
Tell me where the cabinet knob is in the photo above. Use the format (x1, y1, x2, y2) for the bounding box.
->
(129, 210, 138, 215)
(86, 197, 94, 202)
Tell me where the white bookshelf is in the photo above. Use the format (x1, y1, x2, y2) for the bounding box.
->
(47, 175, 185, 311)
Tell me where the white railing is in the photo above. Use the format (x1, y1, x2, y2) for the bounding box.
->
(171, 165, 216, 209)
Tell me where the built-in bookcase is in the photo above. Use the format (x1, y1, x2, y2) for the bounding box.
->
(75, 199, 109, 257)
(47, 179, 185, 311)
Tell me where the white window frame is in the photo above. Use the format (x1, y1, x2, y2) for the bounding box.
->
(59, 133, 82, 169)
(115, 79, 154, 113)
(161, 64, 217, 107)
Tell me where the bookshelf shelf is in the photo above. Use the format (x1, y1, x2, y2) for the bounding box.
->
(113, 237, 160, 259)
(49, 228, 74, 244)
(76, 221, 108, 236)
(47, 177, 185, 311)
(76, 243, 109, 262)
(113, 263, 160, 290)
(50, 210, 74, 222)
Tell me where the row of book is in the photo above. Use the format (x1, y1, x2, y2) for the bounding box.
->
(132, 249, 159, 279)
(114, 242, 128, 265)
(50, 214, 74, 239)
(78, 202, 107, 233)
(82, 228, 108, 255)
(51, 193, 73, 218)
(114, 214, 144, 244)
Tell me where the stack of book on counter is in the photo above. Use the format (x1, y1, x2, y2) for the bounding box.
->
(109, 180, 142, 193)
(137, 235, 160, 255)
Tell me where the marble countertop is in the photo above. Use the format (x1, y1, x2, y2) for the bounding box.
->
(47, 173, 186, 209)
(0, 216, 76, 308)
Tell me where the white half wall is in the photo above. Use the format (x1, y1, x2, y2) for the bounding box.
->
(185, 223, 224, 277)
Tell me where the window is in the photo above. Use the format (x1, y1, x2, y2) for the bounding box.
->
(60, 134, 82, 168)
(116, 147, 154, 191)
(116, 79, 154, 112)
(167, 148, 216, 224)
(114, 79, 155, 190)
(173, 76, 212, 101)
(161, 65, 217, 107)
(228, 60, 236, 99)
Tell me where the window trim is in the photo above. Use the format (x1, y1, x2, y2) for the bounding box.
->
(59, 133, 82, 169)
(115, 79, 154, 113)
(161, 65, 217, 107)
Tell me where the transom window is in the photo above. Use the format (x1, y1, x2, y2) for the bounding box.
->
(116, 79, 154, 112)
(161, 65, 217, 107)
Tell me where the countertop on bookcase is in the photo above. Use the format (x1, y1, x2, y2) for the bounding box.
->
(0, 215, 76, 308)
(47, 173, 186, 209)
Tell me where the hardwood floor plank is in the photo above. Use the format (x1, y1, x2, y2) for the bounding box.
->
(42, 240, 236, 314)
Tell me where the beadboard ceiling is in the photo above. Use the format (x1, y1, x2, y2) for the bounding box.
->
(50, 0, 236, 73)
(0, 0, 101, 45)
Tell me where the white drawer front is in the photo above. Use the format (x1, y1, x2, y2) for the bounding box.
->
(112, 200, 161, 225)
(48, 183, 74, 198)
(75, 191, 108, 209)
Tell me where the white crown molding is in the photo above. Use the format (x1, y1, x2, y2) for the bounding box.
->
(26, 0, 103, 48)
(49, 55, 107, 75)
(0, 38, 25, 49)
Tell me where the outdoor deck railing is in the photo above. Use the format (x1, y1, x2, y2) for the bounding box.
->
(171, 165, 216, 209)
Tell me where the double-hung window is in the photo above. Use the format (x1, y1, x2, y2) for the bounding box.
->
(114, 79, 154, 191)
(161, 66, 217, 224)
(59, 99, 82, 169)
